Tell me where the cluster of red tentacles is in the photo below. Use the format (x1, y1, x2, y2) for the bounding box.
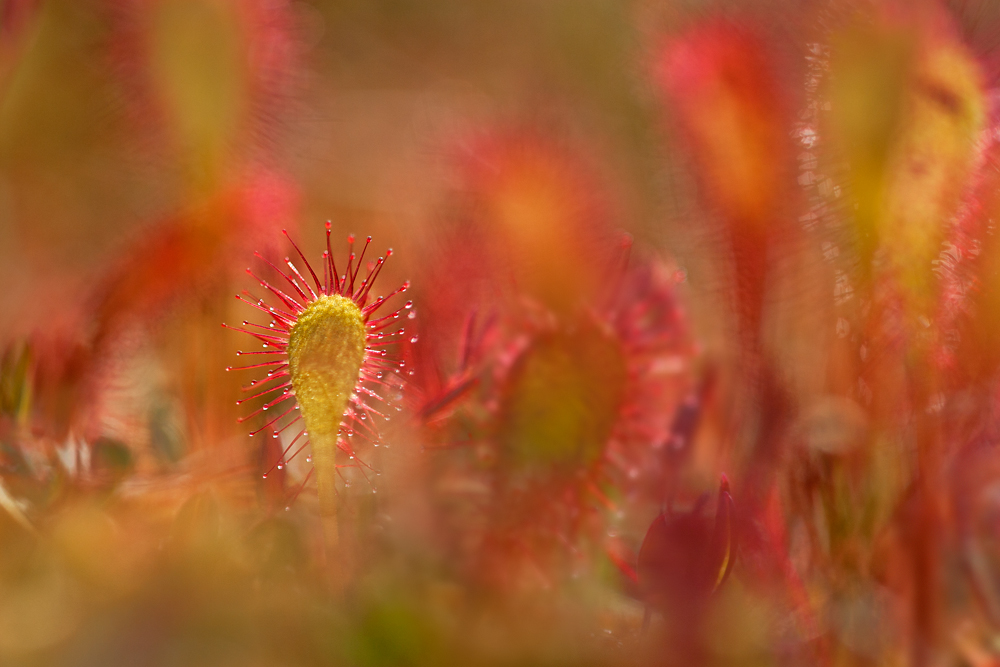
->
(223, 223, 411, 500)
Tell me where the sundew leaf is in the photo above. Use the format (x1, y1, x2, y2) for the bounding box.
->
(497, 323, 627, 479)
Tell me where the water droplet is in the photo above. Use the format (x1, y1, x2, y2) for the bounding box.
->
(410, 335, 419, 343)
(277, 464, 284, 470)
(372, 489, 377, 494)
(377, 372, 384, 379)
(378, 333, 384, 339)
(408, 311, 416, 320)
(404, 301, 413, 309)
(407, 370, 415, 376)
(393, 313, 400, 319)
(398, 361, 406, 368)
(263, 343, 269, 348)
(306, 455, 312, 463)
(262, 474, 268, 479)
(349, 455, 355, 459)
(285, 506, 291, 512)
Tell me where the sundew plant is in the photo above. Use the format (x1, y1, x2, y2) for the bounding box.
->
(5, 1, 1000, 666)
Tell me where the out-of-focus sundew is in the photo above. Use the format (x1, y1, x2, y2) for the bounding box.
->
(829, 9, 986, 314)
(452, 131, 617, 315)
(146, 0, 250, 188)
(657, 22, 789, 233)
(497, 325, 627, 477)
(656, 20, 795, 347)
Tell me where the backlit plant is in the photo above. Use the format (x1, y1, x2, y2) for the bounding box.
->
(225, 224, 409, 556)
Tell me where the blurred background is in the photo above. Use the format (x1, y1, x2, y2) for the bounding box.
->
(5, 0, 1000, 665)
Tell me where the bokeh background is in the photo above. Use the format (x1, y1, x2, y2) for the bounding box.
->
(5, 0, 1000, 665)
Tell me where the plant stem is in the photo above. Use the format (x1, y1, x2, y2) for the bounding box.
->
(311, 430, 339, 558)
